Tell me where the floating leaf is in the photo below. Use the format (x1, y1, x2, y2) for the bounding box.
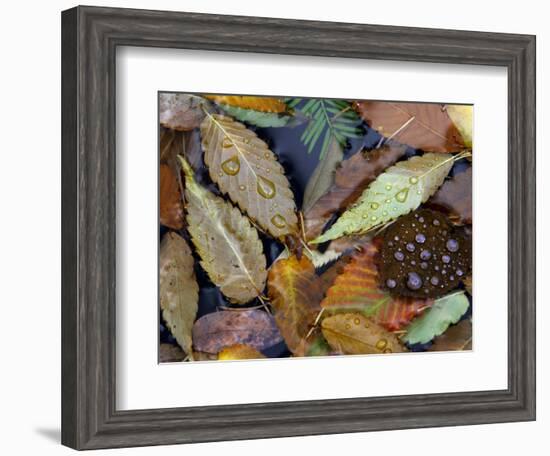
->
(215, 103, 291, 128)
(159, 164, 184, 229)
(180, 156, 267, 303)
(267, 255, 323, 354)
(302, 139, 344, 212)
(428, 319, 472, 351)
(402, 291, 469, 345)
(192, 310, 283, 354)
(159, 93, 208, 131)
(447, 105, 473, 149)
(321, 313, 406, 355)
(217, 344, 266, 360)
(304, 144, 407, 240)
(200, 113, 298, 239)
(312, 153, 456, 243)
(427, 167, 472, 225)
(159, 343, 186, 363)
(205, 95, 288, 113)
(355, 101, 465, 152)
(159, 232, 199, 358)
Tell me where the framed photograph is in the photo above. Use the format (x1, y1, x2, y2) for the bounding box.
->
(61, 5, 536, 450)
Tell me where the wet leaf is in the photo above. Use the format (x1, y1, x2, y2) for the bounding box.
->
(447, 105, 473, 149)
(312, 153, 456, 244)
(355, 101, 465, 152)
(427, 167, 472, 225)
(217, 344, 266, 360)
(159, 343, 186, 363)
(321, 313, 406, 355)
(464, 276, 472, 295)
(215, 104, 291, 128)
(192, 309, 283, 354)
(159, 164, 184, 229)
(159, 232, 199, 358)
(304, 144, 407, 240)
(302, 139, 344, 212)
(402, 291, 469, 345)
(180, 156, 267, 304)
(200, 113, 298, 239)
(267, 255, 323, 354)
(205, 95, 288, 113)
(428, 319, 472, 351)
(159, 93, 208, 131)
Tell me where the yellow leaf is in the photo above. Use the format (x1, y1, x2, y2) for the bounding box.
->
(446, 105, 473, 149)
(217, 344, 266, 360)
(205, 95, 288, 113)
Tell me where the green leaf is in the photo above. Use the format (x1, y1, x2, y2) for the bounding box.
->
(216, 103, 291, 128)
(402, 292, 469, 345)
(311, 152, 456, 244)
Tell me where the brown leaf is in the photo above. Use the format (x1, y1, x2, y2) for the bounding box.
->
(205, 95, 288, 113)
(267, 255, 323, 354)
(159, 343, 186, 363)
(321, 313, 406, 355)
(355, 101, 465, 152)
(159, 164, 184, 229)
(304, 144, 407, 241)
(428, 319, 472, 351)
(217, 344, 266, 360)
(159, 93, 207, 131)
(464, 276, 472, 295)
(318, 255, 352, 297)
(192, 310, 282, 354)
(427, 167, 472, 225)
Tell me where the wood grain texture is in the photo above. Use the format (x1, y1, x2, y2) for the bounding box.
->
(61, 5, 536, 450)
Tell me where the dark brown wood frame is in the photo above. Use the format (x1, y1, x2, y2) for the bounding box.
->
(61, 5, 536, 450)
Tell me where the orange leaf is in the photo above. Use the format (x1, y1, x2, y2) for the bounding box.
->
(159, 164, 184, 229)
(205, 95, 288, 113)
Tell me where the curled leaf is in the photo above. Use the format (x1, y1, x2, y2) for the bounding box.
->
(312, 153, 455, 243)
(159, 93, 208, 131)
(267, 255, 323, 354)
(427, 167, 472, 225)
(402, 291, 470, 345)
(446, 105, 473, 149)
(200, 113, 298, 239)
(159, 232, 199, 358)
(217, 344, 266, 360)
(428, 319, 472, 351)
(205, 95, 288, 113)
(180, 156, 267, 304)
(192, 310, 283, 354)
(321, 313, 406, 355)
(355, 101, 465, 152)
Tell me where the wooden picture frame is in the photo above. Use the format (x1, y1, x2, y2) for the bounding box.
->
(61, 5, 536, 450)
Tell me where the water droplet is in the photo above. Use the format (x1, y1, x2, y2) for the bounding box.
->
(409, 176, 419, 185)
(420, 249, 431, 260)
(418, 217, 425, 223)
(406, 242, 416, 252)
(266, 168, 271, 174)
(446, 239, 459, 252)
(385, 199, 392, 204)
(434, 265, 440, 271)
(456, 269, 464, 277)
(406, 272, 423, 290)
(370, 215, 377, 222)
(433, 219, 440, 226)
(222, 137, 233, 148)
(450, 275, 455, 281)
(442, 254, 451, 264)
(345, 324, 351, 330)
(362, 214, 368, 219)
(441, 269, 447, 275)
(411, 260, 416, 266)
(264, 152, 270, 159)
(420, 261, 428, 270)
(394, 236, 400, 241)
(354, 318, 361, 325)
(239, 185, 246, 191)
(383, 211, 388, 216)
(415, 233, 426, 244)
(376, 339, 388, 350)
(386, 278, 397, 289)
(218, 171, 223, 177)
(388, 241, 394, 247)
(394, 251, 405, 261)
(271, 214, 286, 228)
(384, 348, 393, 353)
(370, 202, 379, 210)
(395, 188, 409, 202)
(385, 184, 392, 191)
(430, 276, 440, 286)
(257, 176, 276, 199)
(221, 156, 240, 175)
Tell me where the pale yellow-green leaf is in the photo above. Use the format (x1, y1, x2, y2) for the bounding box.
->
(179, 156, 267, 304)
(312, 153, 455, 243)
(200, 112, 298, 239)
(159, 232, 199, 359)
(447, 105, 473, 149)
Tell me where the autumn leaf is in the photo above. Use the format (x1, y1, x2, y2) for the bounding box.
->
(159, 343, 186, 363)
(200, 112, 298, 239)
(159, 164, 184, 229)
(159, 93, 208, 131)
(464, 276, 472, 295)
(304, 144, 407, 240)
(302, 138, 344, 212)
(355, 101, 465, 152)
(217, 344, 266, 360)
(447, 105, 473, 149)
(312, 152, 457, 244)
(205, 95, 288, 113)
(267, 255, 323, 354)
(179, 156, 267, 304)
(427, 167, 472, 225)
(321, 313, 406, 355)
(192, 310, 283, 354)
(428, 319, 472, 351)
(214, 104, 291, 128)
(159, 232, 199, 358)
(402, 291, 470, 345)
